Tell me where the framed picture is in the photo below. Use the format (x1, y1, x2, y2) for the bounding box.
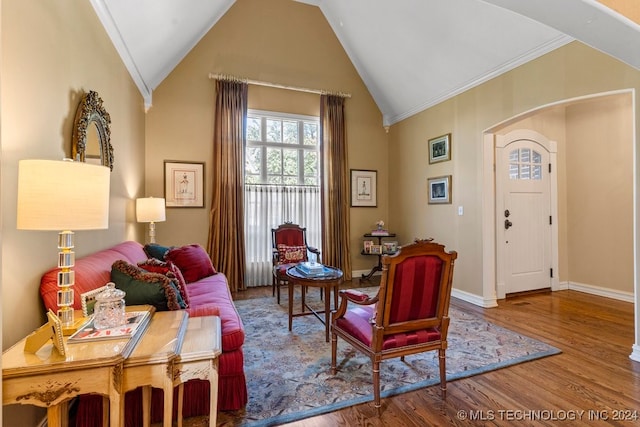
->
(370, 244, 383, 255)
(363, 240, 374, 253)
(428, 133, 451, 164)
(428, 175, 452, 204)
(351, 169, 377, 207)
(81, 285, 109, 317)
(164, 161, 205, 208)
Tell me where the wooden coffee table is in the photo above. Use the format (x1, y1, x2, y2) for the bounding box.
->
(286, 265, 343, 342)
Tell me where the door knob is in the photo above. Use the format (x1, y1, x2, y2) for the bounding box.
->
(504, 209, 510, 217)
(505, 219, 513, 230)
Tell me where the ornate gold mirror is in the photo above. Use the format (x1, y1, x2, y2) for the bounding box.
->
(72, 90, 114, 171)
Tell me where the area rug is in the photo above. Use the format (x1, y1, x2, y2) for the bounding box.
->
(229, 287, 561, 426)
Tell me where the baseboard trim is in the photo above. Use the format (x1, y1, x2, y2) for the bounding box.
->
(452, 288, 498, 308)
(566, 281, 634, 303)
(630, 344, 640, 362)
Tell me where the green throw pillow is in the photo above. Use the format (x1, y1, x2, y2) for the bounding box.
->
(111, 260, 185, 311)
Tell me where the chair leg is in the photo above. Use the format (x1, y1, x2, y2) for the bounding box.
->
(330, 332, 338, 375)
(439, 348, 447, 399)
(373, 359, 381, 410)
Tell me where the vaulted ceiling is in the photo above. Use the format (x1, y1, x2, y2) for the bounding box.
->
(90, 0, 640, 126)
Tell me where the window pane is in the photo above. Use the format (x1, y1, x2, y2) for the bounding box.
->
(304, 151, 318, 178)
(247, 118, 261, 141)
(267, 175, 282, 184)
(283, 149, 298, 176)
(304, 122, 318, 145)
(283, 121, 298, 144)
(266, 148, 282, 174)
(509, 163, 519, 179)
(304, 176, 317, 185)
(245, 175, 260, 184)
(509, 150, 519, 163)
(283, 176, 298, 185)
(520, 148, 531, 163)
(520, 164, 530, 180)
(532, 150, 542, 164)
(266, 119, 282, 142)
(245, 147, 261, 175)
(532, 165, 542, 180)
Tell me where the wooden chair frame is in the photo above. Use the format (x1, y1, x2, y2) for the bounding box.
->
(271, 222, 321, 304)
(330, 239, 457, 411)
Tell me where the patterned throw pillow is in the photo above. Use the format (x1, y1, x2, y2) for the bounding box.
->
(111, 260, 186, 311)
(277, 244, 307, 264)
(138, 258, 190, 308)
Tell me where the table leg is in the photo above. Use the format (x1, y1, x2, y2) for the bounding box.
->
(209, 359, 219, 427)
(163, 376, 174, 427)
(46, 402, 66, 427)
(324, 285, 331, 342)
(288, 281, 294, 331)
(142, 385, 151, 427)
(177, 384, 185, 427)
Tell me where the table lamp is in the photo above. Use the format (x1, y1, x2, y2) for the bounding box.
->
(17, 159, 110, 327)
(136, 197, 166, 243)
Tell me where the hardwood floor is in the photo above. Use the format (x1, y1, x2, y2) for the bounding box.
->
(222, 280, 640, 426)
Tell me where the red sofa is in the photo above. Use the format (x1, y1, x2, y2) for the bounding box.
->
(39, 241, 247, 425)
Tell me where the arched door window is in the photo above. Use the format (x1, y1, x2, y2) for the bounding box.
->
(508, 148, 542, 180)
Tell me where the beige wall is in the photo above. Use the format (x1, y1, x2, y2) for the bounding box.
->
(389, 42, 638, 298)
(146, 0, 388, 277)
(0, 0, 146, 380)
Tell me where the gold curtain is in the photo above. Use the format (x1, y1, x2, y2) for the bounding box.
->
(207, 79, 248, 292)
(320, 94, 352, 280)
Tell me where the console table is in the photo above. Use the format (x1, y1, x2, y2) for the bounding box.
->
(121, 310, 188, 427)
(361, 233, 396, 281)
(2, 305, 153, 427)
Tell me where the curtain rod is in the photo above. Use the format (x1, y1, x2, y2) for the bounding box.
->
(208, 73, 351, 98)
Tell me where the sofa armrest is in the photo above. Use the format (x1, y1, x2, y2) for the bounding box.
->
(187, 303, 220, 318)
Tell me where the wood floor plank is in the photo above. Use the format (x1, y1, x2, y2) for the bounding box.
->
(213, 282, 640, 426)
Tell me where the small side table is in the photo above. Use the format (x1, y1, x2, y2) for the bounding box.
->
(173, 315, 222, 427)
(286, 265, 343, 342)
(361, 233, 397, 281)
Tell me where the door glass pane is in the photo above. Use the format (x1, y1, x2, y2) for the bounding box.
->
(520, 148, 531, 163)
(509, 163, 519, 179)
(532, 150, 542, 164)
(532, 165, 542, 180)
(520, 164, 530, 180)
(509, 149, 519, 162)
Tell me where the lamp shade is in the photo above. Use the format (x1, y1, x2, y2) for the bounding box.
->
(17, 159, 110, 230)
(136, 197, 166, 223)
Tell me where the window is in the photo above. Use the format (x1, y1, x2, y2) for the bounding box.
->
(245, 110, 320, 185)
(508, 148, 542, 180)
(243, 110, 322, 287)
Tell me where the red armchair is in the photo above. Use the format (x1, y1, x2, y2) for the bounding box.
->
(271, 222, 321, 304)
(330, 239, 457, 411)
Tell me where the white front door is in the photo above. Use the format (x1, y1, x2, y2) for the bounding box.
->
(496, 131, 554, 295)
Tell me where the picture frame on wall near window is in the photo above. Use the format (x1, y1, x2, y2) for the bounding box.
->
(351, 169, 377, 207)
(428, 175, 452, 204)
(428, 133, 451, 164)
(164, 160, 205, 208)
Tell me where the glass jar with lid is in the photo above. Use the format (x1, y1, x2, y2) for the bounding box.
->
(93, 282, 126, 329)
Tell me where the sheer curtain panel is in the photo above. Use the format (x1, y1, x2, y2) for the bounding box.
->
(244, 185, 321, 287)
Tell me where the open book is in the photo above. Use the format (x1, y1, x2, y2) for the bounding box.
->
(68, 310, 151, 343)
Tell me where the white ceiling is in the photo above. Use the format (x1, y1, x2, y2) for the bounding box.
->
(90, 0, 640, 126)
